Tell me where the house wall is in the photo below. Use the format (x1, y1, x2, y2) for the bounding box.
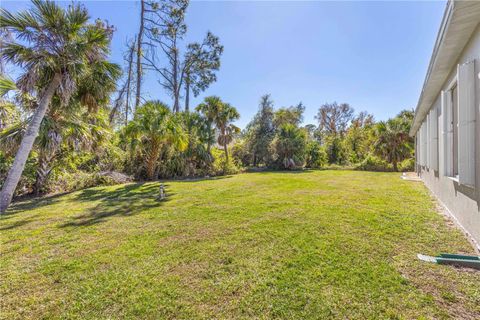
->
(416, 24, 480, 247)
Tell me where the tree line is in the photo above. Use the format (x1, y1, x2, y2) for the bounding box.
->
(234, 95, 414, 172)
(0, 0, 414, 213)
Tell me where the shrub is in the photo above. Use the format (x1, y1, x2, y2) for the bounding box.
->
(324, 135, 347, 165)
(0, 152, 37, 196)
(231, 140, 252, 167)
(211, 147, 239, 175)
(50, 171, 118, 194)
(398, 158, 415, 172)
(269, 124, 307, 169)
(355, 154, 393, 172)
(305, 141, 328, 169)
(158, 150, 189, 178)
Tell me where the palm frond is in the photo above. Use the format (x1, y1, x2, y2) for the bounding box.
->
(0, 7, 40, 31)
(31, 0, 66, 31)
(0, 119, 26, 155)
(0, 75, 17, 97)
(65, 2, 89, 33)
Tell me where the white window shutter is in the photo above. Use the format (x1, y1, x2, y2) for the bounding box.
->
(418, 124, 422, 166)
(420, 123, 424, 166)
(429, 113, 433, 168)
(431, 107, 439, 171)
(423, 121, 428, 166)
(437, 103, 443, 175)
(442, 90, 453, 176)
(426, 113, 430, 168)
(419, 123, 423, 166)
(416, 135, 420, 169)
(457, 61, 476, 186)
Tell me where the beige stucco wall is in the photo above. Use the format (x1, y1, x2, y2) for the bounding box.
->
(417, 23, 480, 247)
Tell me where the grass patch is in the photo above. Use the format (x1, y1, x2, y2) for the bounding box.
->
(1, 171, 479, 319)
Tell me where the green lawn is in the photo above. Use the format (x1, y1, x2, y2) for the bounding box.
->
(1, 171, 479, 319)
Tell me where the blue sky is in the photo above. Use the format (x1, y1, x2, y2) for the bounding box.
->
(2, 1, 446, 128)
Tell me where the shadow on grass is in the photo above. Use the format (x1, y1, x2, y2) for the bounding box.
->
(6, 192, 68, 216)
(4, 175, 231, 229)
(245, 168, 315, 175)
(171, 175, 233, 183)
(59, 182, 170, 228)
(0, 216, 36, 230)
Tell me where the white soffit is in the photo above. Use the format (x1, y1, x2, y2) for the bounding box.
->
(410, 0, 480, 136)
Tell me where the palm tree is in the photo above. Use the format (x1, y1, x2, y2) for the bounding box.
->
(374, 116, 413, 172)
(0, 0, 119, 213)
(0, 109, 105, 195)
(196, 96, 239, 163)
(180, 111, 213, 174)
(215, 103, 240, 163)
(35, 114, 94, 195)
(196, 96, 222, 156)
(2, 60, 119, 196)
(125, 101, 187, 180)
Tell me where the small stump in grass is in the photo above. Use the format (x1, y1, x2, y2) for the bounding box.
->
(158, 183, 166, 201)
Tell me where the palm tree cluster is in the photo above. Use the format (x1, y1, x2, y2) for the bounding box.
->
(0, 0, 121, 212)
(196, 96, 240, 163)
(0, 1, 239, 213)
(124, 101, 187, 180)
(122, 96, 239, 181)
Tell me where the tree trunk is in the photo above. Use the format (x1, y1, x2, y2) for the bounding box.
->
(393, 159, 398, 172)
(135, 0, 145, 111)
(206, 121, 213, 158)
(145, 143, 160, 180)
(185, 74, 190, 113)
(34, 151, 55, 196)
(224, 142, 229, 163)
(110, 86, 125, 124)
(125, 37, 136, 125)
(0, 74, 61, 213)
(172, 48, 179, 113)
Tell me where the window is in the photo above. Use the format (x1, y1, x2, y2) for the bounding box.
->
(442, 60, 476, 187)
